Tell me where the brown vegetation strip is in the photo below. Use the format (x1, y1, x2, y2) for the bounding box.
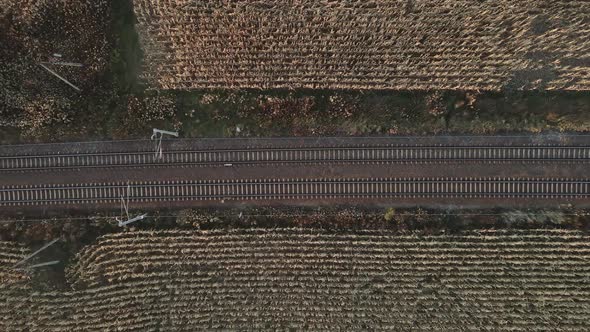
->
(2, 228, 590, 330)
(134, 0, 590, 91)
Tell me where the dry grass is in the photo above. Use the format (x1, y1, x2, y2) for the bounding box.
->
(0, 0, 110, 136)
(2, 228, 590, 330)
(134, 0, 590, 91)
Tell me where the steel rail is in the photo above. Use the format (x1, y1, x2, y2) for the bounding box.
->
(1, 177, 588, 206)
(1, 146, 590, 171)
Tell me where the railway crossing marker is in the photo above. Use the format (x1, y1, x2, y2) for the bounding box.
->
(151, 128, 179, 160)
(116, 184, 148, 227)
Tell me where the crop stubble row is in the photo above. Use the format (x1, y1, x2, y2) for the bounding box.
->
(134, 0, 590, 90)
(2, 229, 590, 330)
(0, 242, 29, 286)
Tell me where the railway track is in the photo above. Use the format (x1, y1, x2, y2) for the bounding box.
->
(1, 146, 590, 171)
(1, 177, 588, 207)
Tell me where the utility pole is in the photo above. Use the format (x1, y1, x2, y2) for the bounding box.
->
(38, 53, 83, 92)
(26, 261, 60, 269)
(41, 61, 83, 67)
(13, 238, 60, 269)
(39, 63, 81, 92)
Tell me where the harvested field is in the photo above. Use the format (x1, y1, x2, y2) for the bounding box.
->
(0, 242, 29, 286)
(134, 0, 590, 91)
(2, 228, 590, 330)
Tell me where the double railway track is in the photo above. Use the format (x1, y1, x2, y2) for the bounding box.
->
(1, 145, 590, 171)
(1, 177, 588, 207)
(2, 139, 589, 209)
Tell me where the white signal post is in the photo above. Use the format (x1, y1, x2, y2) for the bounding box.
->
(116, 183, 148, 227)
(151, 128, 179, 160)
(151, 128, 179, 138)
